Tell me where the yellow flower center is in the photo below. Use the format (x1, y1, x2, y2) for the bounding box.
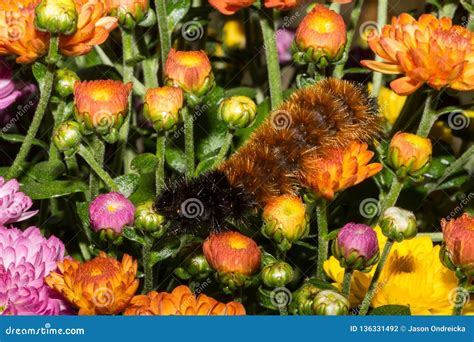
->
(177, 55, 202, 67)
(228, 235, 249, 250)
(107, 203, 119, 213)
(309, 16, 337, 33)
(90, 88, 114, 102)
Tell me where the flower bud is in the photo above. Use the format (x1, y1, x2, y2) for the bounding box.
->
(108, 0, 149, 29)
(388, 132, 432, 177)
(54, 69, 80, 98)
(262, 195, 309, 251)
(440, 213, 474, 277)
(218, 96, 257, 129)
(332, 223, 379, 272)
(35, 0, 78, 35)
(164, 49, 215, 98)
(294, 4, 346, 67)
(90, 192, 135, 238)
(312, 290, 349, 316)
(134, 201, 166, 235)
(74, 80, 132, 143)
(262, 261, 294, 288)
(186, 254, 213, 279)
(290, 282, 335, 315)
(380, 207, 417, 242)
(53, 120, 82, 152)
(144, 86, 184, 132)
(203, 231, 261, 291)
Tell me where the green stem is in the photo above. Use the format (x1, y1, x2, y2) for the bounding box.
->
(212, 131, 233, 169)
(316, 199, 328, 279)
(333, 0, 365, 79)
(115, 28, 135, 174)
(376, 177, 403, 224)
(142, 58, 159, 88)
(142, 241, 153, 293)
(370, 0, 388, 97)
(48, 101, 67, 160)
(258, 8, 283, 109)
(6, 36, 59, 179)
(359, 240, 394, 315)
(155, 134, 166, 195)
(183, 107, 194, 178)
(452, 278, 468, 316)
(79, 143, 118, 194)
(342, 269, 353, 297)
(65, 153, 79, 175)
(416, 91, 438, 137)
(155, 0, 171, 79)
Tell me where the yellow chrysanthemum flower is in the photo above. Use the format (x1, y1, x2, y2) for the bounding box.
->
(368, 84, 407, 125)
(324, 227, 473, 315)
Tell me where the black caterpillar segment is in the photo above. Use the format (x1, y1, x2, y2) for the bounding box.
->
(154, 171, 256, 235)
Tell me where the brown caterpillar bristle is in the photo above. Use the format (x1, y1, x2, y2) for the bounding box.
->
(220, 78, 381, 205)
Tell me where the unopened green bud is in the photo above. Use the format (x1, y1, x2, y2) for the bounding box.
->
(134, 201, 166, 234)
(262, 261, 294, 287)
(109, 0, 150, 30)
(35, 0, 78, 35)
(380, 207, 417, 242)
(54, 69, 79, 98)
(312, 290, 349, 316)
(218, 96, 257, 129)
(53, 120, 82, 152)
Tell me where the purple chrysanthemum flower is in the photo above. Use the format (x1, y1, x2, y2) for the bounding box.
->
(89, 192, 135, 235)
(0, 63, 22, 111)
(277, 29, 295, 64)
(336, 223, 379, 260)
(0, 177, 38, 225)
(0, 226, 70, 315)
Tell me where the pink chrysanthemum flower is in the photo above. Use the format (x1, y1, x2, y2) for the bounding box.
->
(89, 192, 135, 235)
(0, 177, 37, 225)
(0, 226, 70, 315)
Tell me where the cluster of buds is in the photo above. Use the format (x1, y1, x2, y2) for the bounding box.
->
(262, 195, 309, 251)
(289, 282, 349, 315)
(218, 96, 257, 129)
(54, 69, 80, 98)
(34, 0, 78, 35)
(144, 86, 184, 132)
(134, 201, 166, 238)
(293, 4, 347, 68)
(332, 223, 380, 272)
(388, 132, 432, 178)
(203, 231, 261, 293)
(174, 253, 213, 281)
(108, 0, 150, 30)
(440, 213, 474, 278)
(380, 207, 418, 242)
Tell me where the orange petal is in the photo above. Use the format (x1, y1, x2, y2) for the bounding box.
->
(360, 60, 403, 74)
(390, 76, 424, 96)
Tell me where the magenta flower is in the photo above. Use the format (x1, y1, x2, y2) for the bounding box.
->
(0, 177, 38, 225)
(89, 192, 135, 235)
(277, 29, 295, 64)
(0, 226, 70, 315)
(0, 62, 22, 111)
(333, 223, 379, 272)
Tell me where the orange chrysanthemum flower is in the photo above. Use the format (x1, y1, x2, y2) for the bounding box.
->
(304, 141, 383, 200)
(0, 0, 117, 64)
(45, 252, 139, 315)
(208, 0, 255, 15)
(361, 14, 474, 95)
(164, 49, 214, 96)
(441, 213, 474, 273)
(124, 285, 246, 315)
(73, 80, 132, 138)
(264, 0, 299, 11)
(203, 231, 261, 276)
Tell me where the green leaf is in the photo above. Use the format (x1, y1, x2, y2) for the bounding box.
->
(129, 172, 156, 205)
(150, 234, 200, 266)
(194, 156, 217, 176)
(369, 305, 411, 316)
(167, 0, 192, 32)
(123, 227, 146, 245)
(22, 180, 88, 199)
(0, 133, 48, 150)
(76, 201, 93, 242)
(24, 160, 66, 183)
(461, 0, 474, 14)
(114, 174, 140, 197)
(307, 278, 339, 292)
(196, 130, 227, 160)
(165, 146, 186, 174)
(131, 153, 158, 174)
(225, 87, 257, 99)
(32, 62, 47, 89)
